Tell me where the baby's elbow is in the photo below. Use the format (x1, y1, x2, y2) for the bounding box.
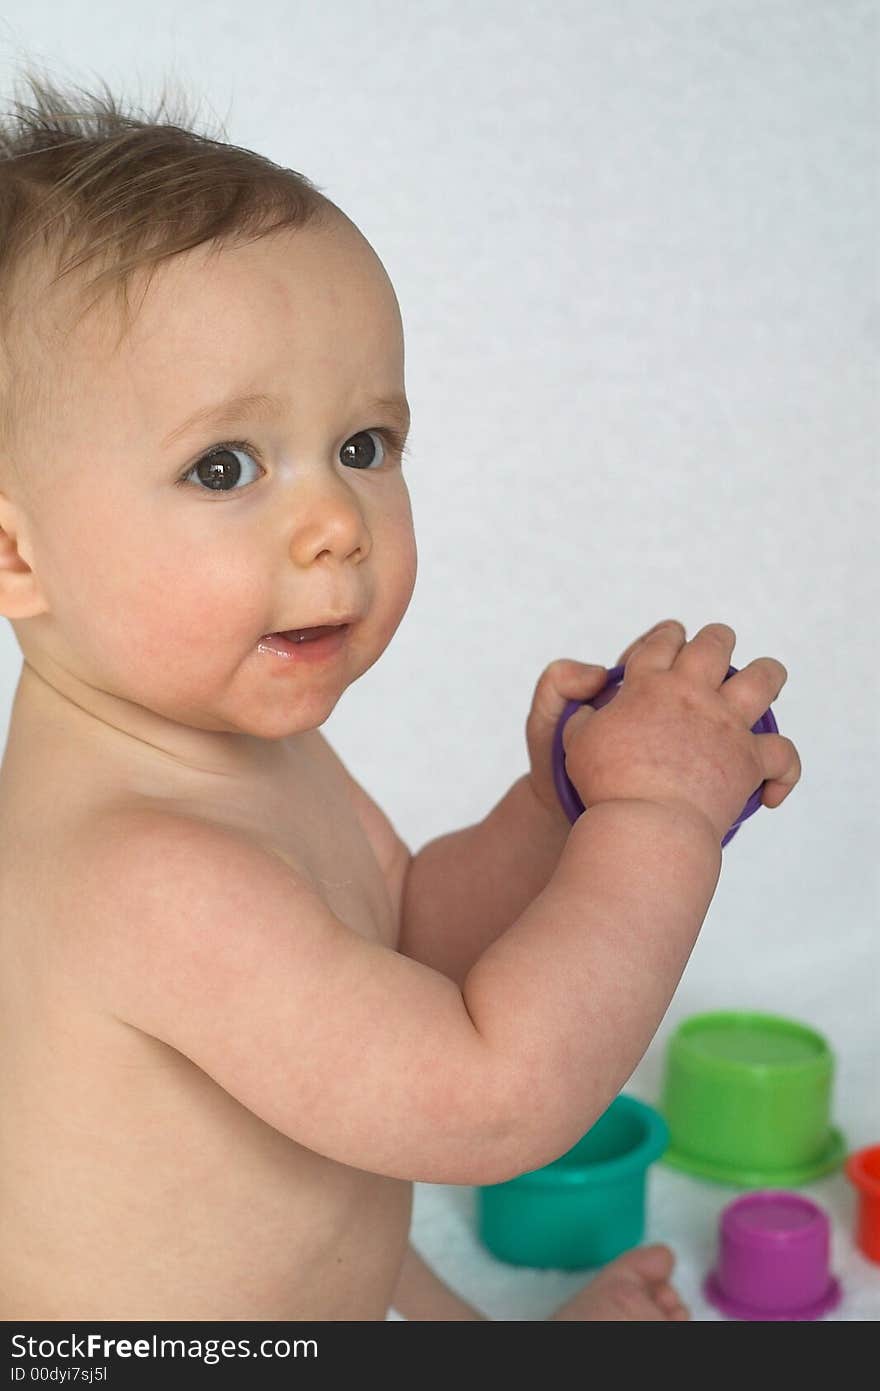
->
(463, 1072, 604, 1187)
(453, 1123, 573, 1188)
(440, 1065, 576, 1187)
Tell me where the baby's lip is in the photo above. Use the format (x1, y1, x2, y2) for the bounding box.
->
(272, 614, 359, 632)
(277, 624, 347, 640)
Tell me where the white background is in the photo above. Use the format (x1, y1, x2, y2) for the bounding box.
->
(1, 1, 877, 1320)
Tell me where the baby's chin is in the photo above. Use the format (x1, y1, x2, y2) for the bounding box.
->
(219, 680, 356, 743)
(230, 706, 341, 742)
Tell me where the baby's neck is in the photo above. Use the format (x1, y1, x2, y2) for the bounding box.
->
(8, 658, 295, 788)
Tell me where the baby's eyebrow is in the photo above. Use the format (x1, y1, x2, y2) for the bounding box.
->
(161, 391, 411, 449)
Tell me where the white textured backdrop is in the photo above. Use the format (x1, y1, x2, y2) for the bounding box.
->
(1, 0, 877, 1320)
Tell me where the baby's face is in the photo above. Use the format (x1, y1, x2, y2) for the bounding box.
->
(9, 215, 417, 764)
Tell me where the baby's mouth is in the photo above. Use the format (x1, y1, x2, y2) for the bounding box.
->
(257, 625, 351, 661)
(276, 626, 343, 643)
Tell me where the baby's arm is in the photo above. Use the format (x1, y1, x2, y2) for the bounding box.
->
(63, 625, 794, 1190)
(397, 624, 672, 987)
(454, 622, 795, 1139)
(398, 770, 572, 987)
(461, 797, 722, 1131)
(63, 788, 718, 1186)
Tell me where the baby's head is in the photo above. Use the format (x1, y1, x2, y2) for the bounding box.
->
(0, 66, 416, 765)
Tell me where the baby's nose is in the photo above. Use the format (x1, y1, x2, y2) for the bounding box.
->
(287, 487, 371, 567)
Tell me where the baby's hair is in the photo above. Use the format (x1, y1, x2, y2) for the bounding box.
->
(0, 59, 335, 467)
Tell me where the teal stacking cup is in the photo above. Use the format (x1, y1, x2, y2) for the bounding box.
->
(477, 1094, 669, 1269)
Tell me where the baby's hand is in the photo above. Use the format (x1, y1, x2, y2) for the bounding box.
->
(525, 658, 609, 818)
(523, 620, 692, 820)
(561, 621, 801, 844)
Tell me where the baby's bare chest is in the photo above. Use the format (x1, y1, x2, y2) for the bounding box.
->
(0, 737, 410, 1318)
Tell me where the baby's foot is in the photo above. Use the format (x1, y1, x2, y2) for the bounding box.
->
(548, 1244, 690, 1321)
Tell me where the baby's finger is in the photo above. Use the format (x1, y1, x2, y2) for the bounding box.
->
(721, 656, 788, 727)
(671, 623, 737, 687)
(527, 660, 607, 747)
(755, 733, 802, 808)
(616, 619, 685, 667)
(623, 620, 688, 678)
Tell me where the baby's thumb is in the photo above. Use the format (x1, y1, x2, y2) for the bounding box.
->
(561, 702, 598, 757)
(528, 662, 606, 745)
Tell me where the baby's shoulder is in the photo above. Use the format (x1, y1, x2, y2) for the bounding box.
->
(48, 794, 319, 999)
(0, 795, 291, 1056)
(69, 794, 309, 894)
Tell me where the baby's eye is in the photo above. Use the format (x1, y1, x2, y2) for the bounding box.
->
(178, 428, 402, 495)
(339, 429, 391, 470)
(180, 442, 263, 493)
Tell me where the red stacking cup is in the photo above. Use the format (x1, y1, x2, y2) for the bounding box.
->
(845, 1145, 880, 1263)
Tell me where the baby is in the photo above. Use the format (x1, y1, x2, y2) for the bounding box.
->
(0, 73, 801, 1321)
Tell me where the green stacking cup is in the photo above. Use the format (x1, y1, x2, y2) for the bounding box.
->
(660, 1011, 845, 1187)
(477, 1094, 668, 1269)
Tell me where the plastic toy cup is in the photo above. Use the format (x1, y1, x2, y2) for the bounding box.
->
(845, 1145, 880, 1263)
(476, 1094, 668, 1269)
(552, 663, 779, 847)
(704, 1191, 841, 1320)
(659, 1012, 845, 1186)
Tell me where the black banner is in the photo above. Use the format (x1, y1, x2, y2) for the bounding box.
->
(5, 1323, 563, 1388)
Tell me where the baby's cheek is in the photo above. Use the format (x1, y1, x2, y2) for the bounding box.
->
(396, 534, 418, 607)
(378, 541, 416, 647)
(385, 508, 418, 607)
(97, 556, 261, 692)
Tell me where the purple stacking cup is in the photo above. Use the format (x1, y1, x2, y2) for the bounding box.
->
(552, 663, 779, 847)
(704, 1192, 841, 1320)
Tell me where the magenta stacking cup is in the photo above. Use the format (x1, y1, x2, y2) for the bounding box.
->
(704, 1191, 841, 1320)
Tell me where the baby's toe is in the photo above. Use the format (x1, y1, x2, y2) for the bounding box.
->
(615, 1242, 676, 1285)
(654, 1281, 690, 1320)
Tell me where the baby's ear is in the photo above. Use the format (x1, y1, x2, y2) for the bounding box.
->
(0, 494, 48, 619)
